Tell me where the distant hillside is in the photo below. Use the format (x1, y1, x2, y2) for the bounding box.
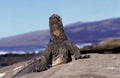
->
(0, 30, 49, 47)
(65, 18, 120, 43)
(0, 30, 50, 51)
(0, 18, 120, 51)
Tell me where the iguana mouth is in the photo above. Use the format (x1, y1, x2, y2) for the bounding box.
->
(52, 30, 61, 37)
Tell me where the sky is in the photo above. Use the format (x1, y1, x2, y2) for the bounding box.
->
(0, 0, 120, 38)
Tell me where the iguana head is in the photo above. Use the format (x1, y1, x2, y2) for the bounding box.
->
(49, 14, 67, 43)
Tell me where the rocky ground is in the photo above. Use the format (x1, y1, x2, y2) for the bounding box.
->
(0, 53, 42, 67)
(0, 53, 120, 78)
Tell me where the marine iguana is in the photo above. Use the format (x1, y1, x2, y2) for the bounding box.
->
(9, 14, 89, 77)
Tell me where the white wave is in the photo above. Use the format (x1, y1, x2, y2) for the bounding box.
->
(76, 43, 92, 48)
(10, 51, 26, 54)
(0, 51, 26, 55)
(0, 48, 45, 55)
(0, 51, 9, 55)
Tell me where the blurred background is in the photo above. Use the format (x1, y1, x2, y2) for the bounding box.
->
(0, 0, 120, 66)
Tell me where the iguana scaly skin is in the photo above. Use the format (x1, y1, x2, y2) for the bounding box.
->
(6, 14, 89, 78)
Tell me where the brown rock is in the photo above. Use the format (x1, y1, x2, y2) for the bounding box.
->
(80, 38, 120, 53)
(1, 54, 120, 78)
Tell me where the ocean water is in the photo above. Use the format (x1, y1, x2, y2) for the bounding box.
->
(0, 43, 92, 55)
